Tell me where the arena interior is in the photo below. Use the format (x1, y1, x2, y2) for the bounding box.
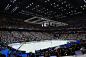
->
(0, 0, 86, 57)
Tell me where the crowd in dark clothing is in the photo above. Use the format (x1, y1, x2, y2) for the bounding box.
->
(0, 31, 54, 44)
(59, 34, 86, 40)
(0, 20, 54, 30)
(0, 20, 42, 29)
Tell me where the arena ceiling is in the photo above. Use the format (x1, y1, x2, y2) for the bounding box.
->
(0, 0, 86, 26)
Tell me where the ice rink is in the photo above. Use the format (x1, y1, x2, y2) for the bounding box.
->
(8, 40, 69, 53)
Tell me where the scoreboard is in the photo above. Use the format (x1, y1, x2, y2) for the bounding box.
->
(42, 22, 56, 27)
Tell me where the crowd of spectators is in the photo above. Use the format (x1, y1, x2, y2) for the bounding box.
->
(59, 34, 86, 40)
(78, 34, 86, 40)
(59, 34, 68, 39)
(0, 31, 54, 44)
(0, 20, 45, 29)
(67, 34, 78, 40)
(0, 20, 54, 30)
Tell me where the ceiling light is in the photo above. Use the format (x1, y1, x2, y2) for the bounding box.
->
(63, 16, 66, 17)
(48, 0, 49, 1)
(64, 1, 66, 3)
(62, 2, 63, 4)
(74, 13, 78, 14)
(61, 7, 63, 9)
(10, 0, 16, 3)
(57, 4, 59, 6)
(11, 6, 19, 12)
(38, 5, 39, 7)
(38, 10, 40, 11)
(68, 4, 70, 6)
(70, 14, 73, 15)
(32, 3, 33, 4)
(10, 5, 11, 6)
(4, 4, 11, 11)
(80, 6, 82, 8)
(51, 4, 52, 5)
(61, 14, 63, 15)
(74, 10, 76, 12)
(10, 0, 12, 2)
(71, 10, 73, 13)
(66, 13, 68, 14)
(43, 8, 45, 9)
(26, 7, 28, 8)
(36, 6, 37, 8)
(54, 6, 56, 7)
(71, 6, 73, 8)
(84, 0, 86, 3)
(78, 12, 82, 13)
(30, 4, 31, 6)
(26, 14, 29, 15)
(45, 1, 47, 2)
(21, 10, 24, 12)
(28, 5, 29, 7)
(64, 9, 66, 10)
(54, 3, 55, 4)
(83, 8, 85, 10)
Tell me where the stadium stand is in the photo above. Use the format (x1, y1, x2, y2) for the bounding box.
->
(0, 0, 86, 57)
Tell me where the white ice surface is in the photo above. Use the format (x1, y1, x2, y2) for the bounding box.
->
(9, 40, 68, 53)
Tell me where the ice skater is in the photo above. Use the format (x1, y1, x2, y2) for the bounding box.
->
(51, 41, 52, 44)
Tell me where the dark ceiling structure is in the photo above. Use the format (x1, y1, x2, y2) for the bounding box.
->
(0, 0, 86, 23)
